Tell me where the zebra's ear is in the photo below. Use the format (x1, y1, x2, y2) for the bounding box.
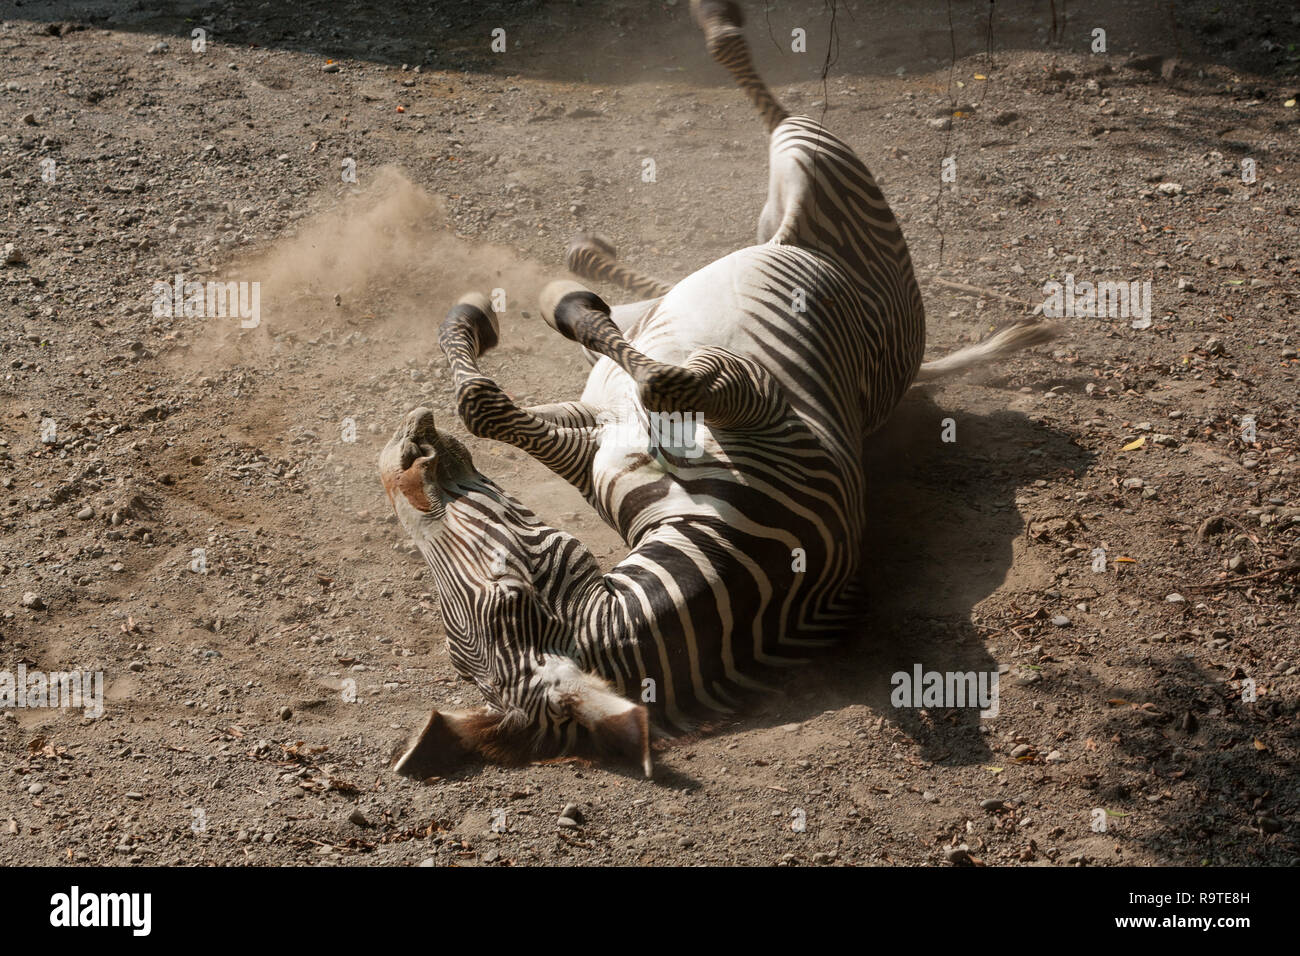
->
(392, 706, 499, 779)
(568, 681, 653, 779)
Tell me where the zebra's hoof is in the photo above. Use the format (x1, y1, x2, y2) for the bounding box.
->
(691, 0, 744, 30)
(539, 280, 609, 342)
(441, 292, 499, 355)
(691, 0, 743, 29)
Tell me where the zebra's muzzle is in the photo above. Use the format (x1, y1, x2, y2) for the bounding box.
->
(379, 407, 475, 519)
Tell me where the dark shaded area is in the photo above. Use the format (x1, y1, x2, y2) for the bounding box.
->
(1035, 659, 1300, 865)
(10, 0, 1300, 86)
(711, 389, 1094, 761)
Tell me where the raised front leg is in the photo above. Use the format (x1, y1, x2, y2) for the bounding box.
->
(539, 281, 789, 432)
(438, 293, 599, 494)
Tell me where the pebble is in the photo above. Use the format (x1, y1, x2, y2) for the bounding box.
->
(929, 117, 952, 130)
(348, 808, 371, 828)
(943, 844, 971, 864)
(980, 798, 1005, 812)
(560, 802, 583, 823)
(278, 706, 293, 721)
(28, 782, 44, 795)
(322, 63, 341, 73)
(1156, 182, 1183, 195)
(922, 790, 938, 803)
(128, 661, 145, 672)
(1165, 593, 1187, 604)
(1052, 614, 1071, 627)
(76, 507, 95, 521)
(1010, 744, 1032, 758)
(20, 591, 45, 610)
(556, 816, 579, 829)
(1122, 477, 1144, 490)
(3, 243, 27, 266)
(418, 858, 436, 867)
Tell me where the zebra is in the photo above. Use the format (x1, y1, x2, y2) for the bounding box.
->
(378, 0, 1055, 778)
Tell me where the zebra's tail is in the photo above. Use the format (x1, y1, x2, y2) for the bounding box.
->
(912, 317, 1059, 384)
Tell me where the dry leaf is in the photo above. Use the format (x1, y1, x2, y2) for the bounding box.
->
(1122, 436, 1146, 451)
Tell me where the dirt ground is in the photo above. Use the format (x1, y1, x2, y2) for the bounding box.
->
(1, 0, 1297, 867)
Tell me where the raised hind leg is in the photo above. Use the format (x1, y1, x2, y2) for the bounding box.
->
(692, 0, 788, 133)
(438, 293, 600, 494)
(539, 281, 789, 432)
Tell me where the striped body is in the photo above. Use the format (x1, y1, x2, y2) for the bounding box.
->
(574, 119, 924, 725)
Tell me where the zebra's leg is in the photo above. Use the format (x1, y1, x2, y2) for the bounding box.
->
(439, 293, 599, 493)
(691, 0, 788, 133)
(539, 281, 788, 430)
(565, 233, 673, 299)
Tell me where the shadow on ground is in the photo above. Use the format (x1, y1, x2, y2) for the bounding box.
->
(14, 0, 1299, 87)
(709, 388, 1094, 767)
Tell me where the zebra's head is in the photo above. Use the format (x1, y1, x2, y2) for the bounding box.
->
(379, 407, 651, 778)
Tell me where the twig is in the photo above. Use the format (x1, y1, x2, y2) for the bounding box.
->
(930, 277, 1036, 310)
(1185, 563, 1300, 591)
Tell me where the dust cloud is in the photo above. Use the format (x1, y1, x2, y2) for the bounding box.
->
(180, 166, 554, 359)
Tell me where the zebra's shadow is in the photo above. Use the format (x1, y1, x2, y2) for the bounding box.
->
(737, 387, 1095, 767)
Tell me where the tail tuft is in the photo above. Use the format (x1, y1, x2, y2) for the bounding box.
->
(912, 317, 1058, 384)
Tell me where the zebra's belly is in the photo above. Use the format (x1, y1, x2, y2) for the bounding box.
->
(603, 242, 917, 448)
(581, 367, 744, 541)
(620, 244, 848, 368)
